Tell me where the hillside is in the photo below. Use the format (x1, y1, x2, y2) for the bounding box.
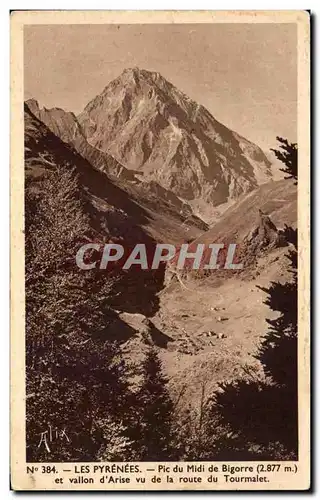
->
(193, 178, 296, 245)
(150, 179, 297, 406)
(25, 102, 206, 243)
(26, 97, 208, 227)
(24, 103, 207, 315)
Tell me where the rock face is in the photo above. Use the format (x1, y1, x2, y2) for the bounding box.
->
(24, 102, 206, 244)
(25, 98, 208, 225)
(180, 179, 297, 276)
(193, 179, 297, 247)
(25, 98, 130, 180)
(77, 67, 273, 209)
(238, 209, 289, 269)
(244, 209, 286, 253)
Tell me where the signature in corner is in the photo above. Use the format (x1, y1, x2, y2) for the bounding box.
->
(38, 425, 70, 453)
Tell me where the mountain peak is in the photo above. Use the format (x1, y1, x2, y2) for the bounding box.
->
(120, 66, 140, 80)
(122, 66, 141, 76)
(116, 67, 166, 91)
(25, 98, 40, 116)
(26, 98, 77, 120)
(77, 68, 273, 219)
(121, 67, 160, 80)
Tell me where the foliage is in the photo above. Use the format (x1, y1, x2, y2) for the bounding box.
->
(208, 140, 298, 459)
(25, 166, 133, 461)
(271, 136, 297, 182)
(131, 348, 177, 460)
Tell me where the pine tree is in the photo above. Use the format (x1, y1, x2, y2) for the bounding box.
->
(211, 239, 298, 458)
(255, 227, 298, 455)
(134, 348, 176, 460)
(210, 139, 298, 459)
(25, 166, 133, 461)
(271, 136, 297, 182)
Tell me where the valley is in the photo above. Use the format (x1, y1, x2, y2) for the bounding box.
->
(24, 66, 297, 459)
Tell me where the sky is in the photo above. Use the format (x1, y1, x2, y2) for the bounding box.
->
(24, 23, 297, 152)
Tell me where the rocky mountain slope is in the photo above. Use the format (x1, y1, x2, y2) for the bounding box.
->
(24, 103, 208, 315)
(193, 178, 296, 246)
(114, 202, 297, 408)
(26, 97, 205, 225)
(25, 102, 207, 242)
(77, 67, 273, 217)
(26, 98, 135, 180)
(150, 180, 297, 407)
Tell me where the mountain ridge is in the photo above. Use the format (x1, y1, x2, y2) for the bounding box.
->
(25, 97, 209, 224)
(26, 67, 285, 226)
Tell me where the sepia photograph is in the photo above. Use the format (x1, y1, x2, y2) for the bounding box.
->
(10, 10, 310, 490)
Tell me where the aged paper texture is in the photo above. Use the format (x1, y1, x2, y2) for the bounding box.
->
(11, 10, 310, 491)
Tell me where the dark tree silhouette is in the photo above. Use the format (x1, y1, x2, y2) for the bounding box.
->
(211, 228, 298, 459)
(257, 230, 297, 387)
(256, 227, 298, 454)
(133, 348, 176, 460)
(271, 136, 297, 182)
(210, 139, 298, 459)
(25, 166, 134, 461)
